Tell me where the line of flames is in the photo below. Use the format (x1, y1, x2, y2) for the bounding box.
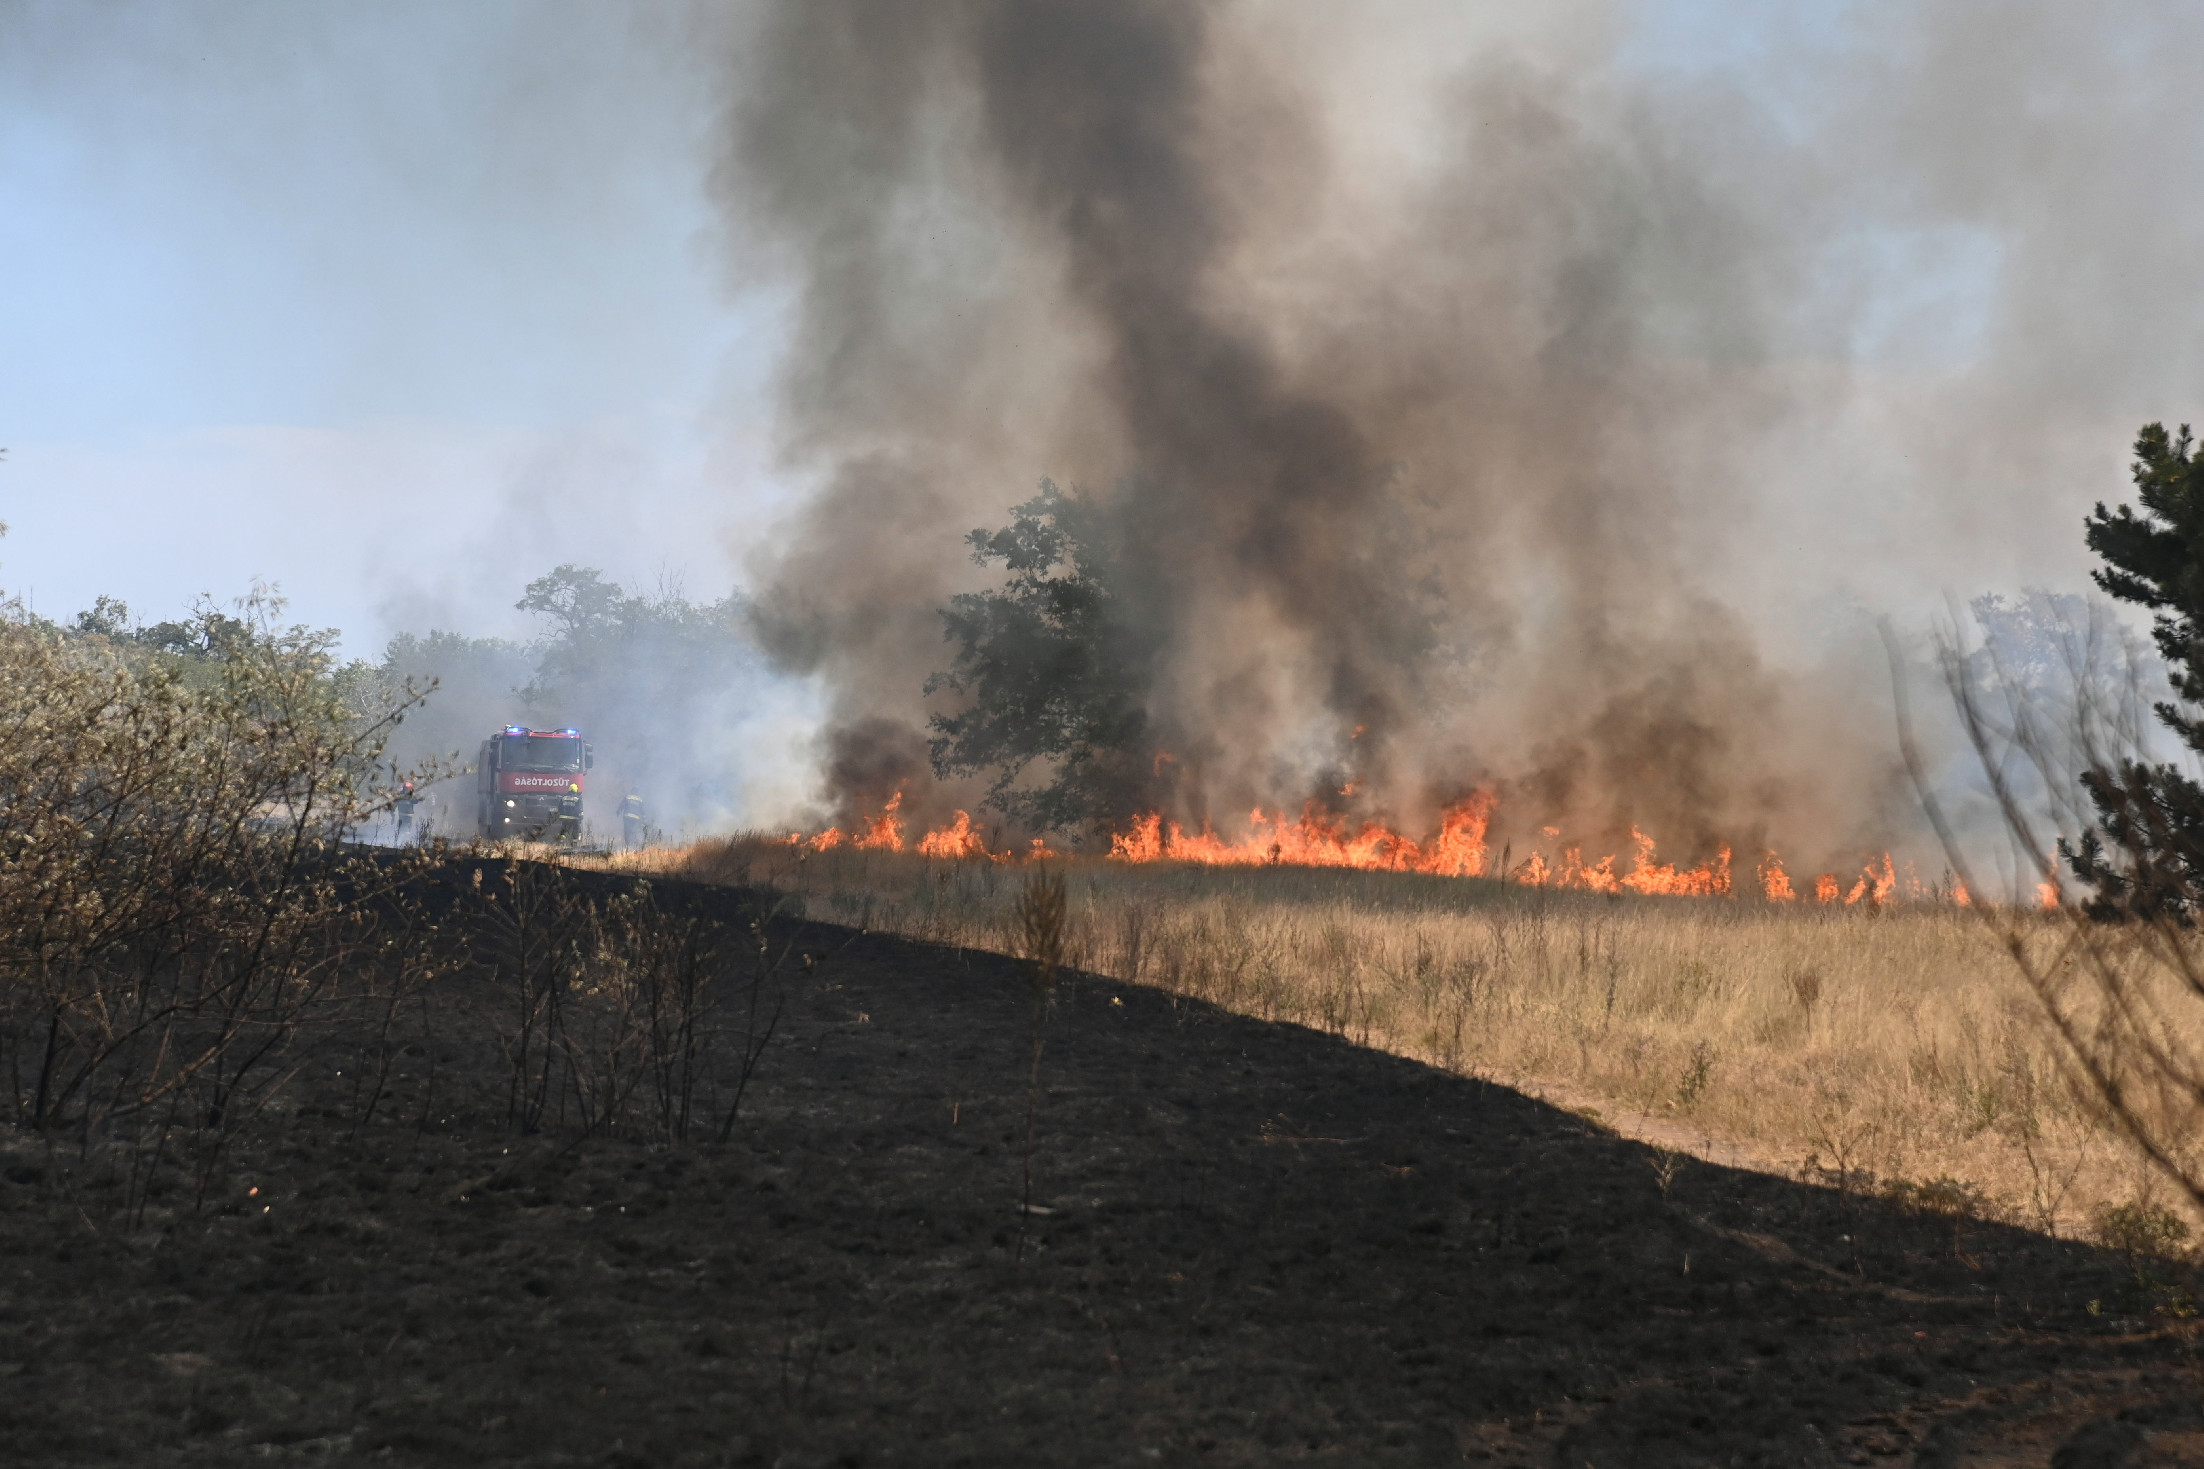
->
(785, 791, 2054, 907)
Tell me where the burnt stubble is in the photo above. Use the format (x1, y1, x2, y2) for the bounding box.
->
(1, 868, 2195, 1467)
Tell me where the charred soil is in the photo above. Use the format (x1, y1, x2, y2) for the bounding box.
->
(1, 867, 2198, 1466)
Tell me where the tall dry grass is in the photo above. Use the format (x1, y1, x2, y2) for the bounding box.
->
(626, 834, 2203, 1241)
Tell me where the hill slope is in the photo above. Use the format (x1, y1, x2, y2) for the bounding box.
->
(2, 895, 2196, 1466)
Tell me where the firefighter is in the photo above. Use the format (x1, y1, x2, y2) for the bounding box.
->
(619, 791, 646, 849)
(394, 780, 420, 842)
(557, 781, 583, 844)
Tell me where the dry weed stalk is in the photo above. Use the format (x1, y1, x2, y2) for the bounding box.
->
(1896, 613, 2204, 1227)
(465, 860, 802, 1143)
(0, 594, 431, 1147)
(1014, 864, 1066, 1263)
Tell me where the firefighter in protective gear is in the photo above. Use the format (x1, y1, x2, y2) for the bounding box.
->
(557, 782, 583, 844)
(619, 792, 646, 849)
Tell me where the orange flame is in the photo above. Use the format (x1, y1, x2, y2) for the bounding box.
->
(855, 792, 904, 850)
(1108, 793, 1496, 876)
(784, 790, 1965, 909)
(1105, 800, 1756, 899)
(917, 810, 988, 859)
(1618, 829, 1730, 897)
(1760, 853, 1796, 902)
(1842, 853, 1896, 906)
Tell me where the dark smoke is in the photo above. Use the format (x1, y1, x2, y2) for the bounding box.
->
(717, 1, 2204, 867)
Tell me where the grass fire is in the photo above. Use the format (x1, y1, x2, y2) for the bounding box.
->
(10, 2, 2204, 1463)
(787, 792, 1985, 908)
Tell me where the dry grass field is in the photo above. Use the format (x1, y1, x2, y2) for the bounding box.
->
(622, 835, 2204, 1252)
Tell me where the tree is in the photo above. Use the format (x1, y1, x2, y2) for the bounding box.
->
(516, 564, 635, 643)
(926, 481, 1158, 834)
(70, 595, 133, 640)
(2067, 423, 2204, 915)
(1914, 424, 2204, 1219)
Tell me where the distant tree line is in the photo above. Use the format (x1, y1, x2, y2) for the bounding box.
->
(381, 565, 766, 835)
(52, 565, 769, 839)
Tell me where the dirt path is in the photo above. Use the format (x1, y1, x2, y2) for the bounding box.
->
(2, 910, 2197, 1466)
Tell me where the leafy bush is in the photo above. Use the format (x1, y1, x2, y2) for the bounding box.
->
(0, 593, 423, 1133)
(2091, 1198, 2192, 1261)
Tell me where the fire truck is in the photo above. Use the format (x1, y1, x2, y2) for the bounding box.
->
(476, 726, 592, 841)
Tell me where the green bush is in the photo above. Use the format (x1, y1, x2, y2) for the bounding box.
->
(0, 593, 423, 1132)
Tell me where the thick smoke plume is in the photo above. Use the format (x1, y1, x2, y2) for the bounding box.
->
(718, 1, 2204, 868)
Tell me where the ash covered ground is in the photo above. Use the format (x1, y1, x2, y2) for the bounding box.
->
(1, 866, 2197, 1467)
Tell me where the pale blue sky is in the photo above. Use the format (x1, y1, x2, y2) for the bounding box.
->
(1, 0, 772, 646)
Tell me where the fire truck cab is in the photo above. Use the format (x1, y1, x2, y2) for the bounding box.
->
(476, 726, 593, 841)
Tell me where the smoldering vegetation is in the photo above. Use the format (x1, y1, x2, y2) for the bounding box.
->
(716, 0, 2204, 878)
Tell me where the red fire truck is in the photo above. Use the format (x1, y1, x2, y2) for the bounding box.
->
(476, 726, 593, 841)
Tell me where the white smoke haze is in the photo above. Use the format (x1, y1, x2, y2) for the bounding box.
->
(707, 0, 2204, 874)
(367, 567, 826, 847)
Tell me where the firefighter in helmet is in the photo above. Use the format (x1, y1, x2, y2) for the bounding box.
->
(619, 791, 646, 849)
(557, 781, 583, 844)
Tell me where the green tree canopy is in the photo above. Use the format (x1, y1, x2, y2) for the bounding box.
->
(517, 564, 637, 643)
(926, 481, 1159, 834)
(2070, 423, 2204, 914)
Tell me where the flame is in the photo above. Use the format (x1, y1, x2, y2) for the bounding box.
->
(918, 809, 988, 858)
(1842, 853, 1897, 906)
(1546, 849, 1619, 893)
(783, 790, 1972, 909)
(855, 791, 905, 850)
(785, 792, 903, 855)
(1618, 829, 1730, 897)
(1868, 854, 1897, 905)
(1760, 853, 1796, 902)
(1103, 800, 1754, 898)
(1108, 793, 1495, 876)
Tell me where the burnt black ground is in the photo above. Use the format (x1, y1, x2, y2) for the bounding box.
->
(1, 884, 2198, 1466)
